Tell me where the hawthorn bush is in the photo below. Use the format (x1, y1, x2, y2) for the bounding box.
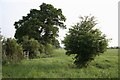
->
(63, 16, 108, 68)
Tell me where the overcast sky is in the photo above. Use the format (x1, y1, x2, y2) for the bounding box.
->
(0, 0, 119, 47)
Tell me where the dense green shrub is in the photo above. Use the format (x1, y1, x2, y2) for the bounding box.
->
(63, 16, 108, 68)
(44, 44, 54, 55)
(21, 36, 56, 59)
(2, 38, 23, 64)
(21, 36, 43, 59)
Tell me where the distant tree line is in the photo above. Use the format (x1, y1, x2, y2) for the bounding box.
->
(108, 46, 119, 49)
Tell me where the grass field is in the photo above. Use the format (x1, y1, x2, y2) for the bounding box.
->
(2, 49, 118, 78)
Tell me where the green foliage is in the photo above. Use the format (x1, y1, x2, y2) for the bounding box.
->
(44, 44, 54, 55)
(63, 16, 108, 68)
(51, 39, 60, 48)
(2, 38, 23, 64)
(21, 36, 42, 59)
(14, 3, 66, 45)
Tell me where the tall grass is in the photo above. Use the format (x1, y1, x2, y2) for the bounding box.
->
(2, 49, 118, 78)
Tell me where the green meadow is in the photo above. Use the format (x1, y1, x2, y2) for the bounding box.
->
(2, 49, 118, 78)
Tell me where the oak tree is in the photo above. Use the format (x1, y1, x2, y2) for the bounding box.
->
(14, 3, 66, 46)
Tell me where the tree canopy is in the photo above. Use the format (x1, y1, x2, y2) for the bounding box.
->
(14, 3, 66, 45)
(63, 16, 108, 68)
